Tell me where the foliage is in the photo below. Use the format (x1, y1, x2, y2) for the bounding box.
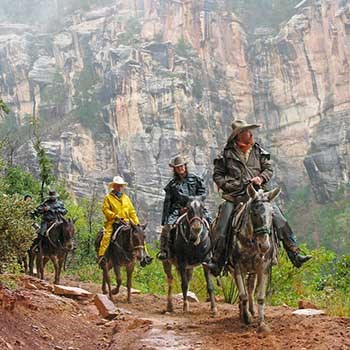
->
(2, 166, 41, 198)
(0, 194, 35, 272)
(118, 17, 141, 46)
(30, 117, 55, 201)
(192, 77, 204, 100)
(270, 246, 350, 316)
(225, 0, 301, 31)
(285, 184, 350, 255)
(0, 98, 10, 115)
(72, 66, 105, 133)
(175, 37, 192, 58)
(40, 70, 65, 107)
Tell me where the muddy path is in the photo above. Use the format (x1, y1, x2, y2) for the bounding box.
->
(1, 275, 350, 350)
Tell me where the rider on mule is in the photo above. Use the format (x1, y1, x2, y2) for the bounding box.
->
(97, 176, 151, 266)
(32, 190, 67, 238)
(206, 119, 312, 276)
(157, 155, 211, 261)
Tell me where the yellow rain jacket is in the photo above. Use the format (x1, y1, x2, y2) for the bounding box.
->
(98, 191, 139, 257)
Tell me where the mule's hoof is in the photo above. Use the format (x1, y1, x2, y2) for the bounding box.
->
(210, 308, 218, 317)
(111, 288, 119, 295)
(243, 312, 253, 325)
(257, 323, 271, 334)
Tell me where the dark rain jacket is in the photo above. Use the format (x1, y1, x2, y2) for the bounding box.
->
(161, 173, 207, 225)
(213, 142, 273, 202)
(33, 199, 67, 222)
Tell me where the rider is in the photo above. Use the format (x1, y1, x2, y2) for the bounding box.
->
(157, 155, 211, 260)
(32, 190, 67, 238)
(206, 119, 312, 276)
(97, 175, 151, 266)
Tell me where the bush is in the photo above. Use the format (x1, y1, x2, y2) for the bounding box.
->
(0, 194, 35, 271)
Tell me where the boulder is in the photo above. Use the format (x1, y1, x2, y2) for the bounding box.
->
(94, 294, 118, 319)
(53, 285, 92, 298)
(292, 309, 326, 316)
(174, 291, 199, 303)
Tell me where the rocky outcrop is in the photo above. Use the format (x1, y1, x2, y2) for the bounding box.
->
(1, 0, 350, 238)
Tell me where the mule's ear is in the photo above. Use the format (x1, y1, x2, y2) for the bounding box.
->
(142, 223, 148, 231)
(200, 194, 206, 202)
(247, 183, 257, 199)
(72, 216, 78, 224)
(267, 187, 281, 202)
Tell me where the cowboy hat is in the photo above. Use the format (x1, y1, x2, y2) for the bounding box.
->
(169, 155, 188, 168)
(231, 119, 262, 138)
(109, 176, 128, 187)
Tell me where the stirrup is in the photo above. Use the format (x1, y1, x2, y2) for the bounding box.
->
(97, 256, 106, 268)
(156, 251, 168, 261)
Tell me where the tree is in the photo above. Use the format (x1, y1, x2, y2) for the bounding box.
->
(30, 117, 55, 201)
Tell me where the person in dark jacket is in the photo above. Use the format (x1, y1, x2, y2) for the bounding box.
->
(206, 119, 311, 276)
(157, 155, 211, 260)
(32, 190, 67, 237)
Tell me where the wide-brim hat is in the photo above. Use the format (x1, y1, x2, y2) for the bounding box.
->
(48, 190, 58, 199)
(169, 155, 188, 168)
(109, 176, 128, 187)
(231, 119, 262, 138)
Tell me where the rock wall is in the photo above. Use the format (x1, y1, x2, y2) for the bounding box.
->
(1, 0, 350, 238)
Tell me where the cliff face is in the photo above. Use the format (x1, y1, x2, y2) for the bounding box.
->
(1, 0, 350, 237)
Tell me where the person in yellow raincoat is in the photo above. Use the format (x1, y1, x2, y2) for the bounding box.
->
(97, 176, 139, 264)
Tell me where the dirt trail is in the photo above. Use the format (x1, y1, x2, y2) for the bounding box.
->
(1, 275, 350, 350)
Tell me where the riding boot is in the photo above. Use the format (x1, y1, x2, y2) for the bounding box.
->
(205, 201, 235, 276)
(272, 204, 312, 268)
(157, 225, 171, 260)
(40, 221, 48, 237)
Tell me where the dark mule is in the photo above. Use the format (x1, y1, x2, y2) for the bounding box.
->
(163, 197, 217, 315)
(227, 184, 280, 332)
(29, 218, 75, 284)
(96, 222, 147, 302)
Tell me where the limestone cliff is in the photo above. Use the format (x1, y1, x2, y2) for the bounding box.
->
(1, 0, 350, 238)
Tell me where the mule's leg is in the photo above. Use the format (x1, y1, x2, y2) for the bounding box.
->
(247, 273, 257, 317)
(103, 263, 112, 299)
(111, 264, 122, 295)
(37, 253, 44, 280)
(203, 264, 217, 316)
(126, 263, 134, 303)
(256, 269, 271, 333)
(234, 269, 252, 325)
(51, 256, 60, 284)
(163, 261, 174, 313)
(28, 250, 34, 276)
(179, 265, 189, 313)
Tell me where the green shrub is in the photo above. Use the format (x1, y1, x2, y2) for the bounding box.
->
(0, 194, 35, 271)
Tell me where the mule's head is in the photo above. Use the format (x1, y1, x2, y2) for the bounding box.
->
(130, 222, 147, 262)
(186, 196, 206, 245)
(247, 184, 280, 254)
(61, 218, 76, 251)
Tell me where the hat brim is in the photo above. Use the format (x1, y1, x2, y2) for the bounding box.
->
(109, 182, 128, 187)
(169, 162, 187, 168)
(232, 124, 261, 138)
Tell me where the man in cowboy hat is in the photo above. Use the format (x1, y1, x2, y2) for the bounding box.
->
(32, 190, 67, 238)
(206, 119, 311, 276)
(97, 176, 140, 264)
(157, 155, 211, 260)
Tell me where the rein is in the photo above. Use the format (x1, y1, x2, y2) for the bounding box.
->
(111, 225, 145, 262)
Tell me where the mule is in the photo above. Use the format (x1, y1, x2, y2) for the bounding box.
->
(227, 184, 280, 332)
(96, 222, 147, 302)
(29, 218, 75, 284)
(162, 197, 217, 315)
